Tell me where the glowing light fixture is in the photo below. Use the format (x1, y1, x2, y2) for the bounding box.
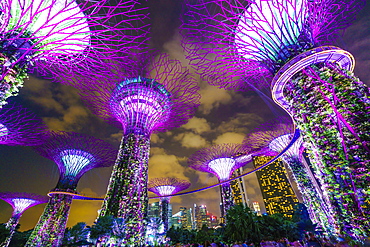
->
(208, 157, 236, 181)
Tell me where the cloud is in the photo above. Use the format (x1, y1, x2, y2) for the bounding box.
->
(213, 132, 245, 145)
(181, 117, 211, 134)
(217, 113, 263, 134)
(149, 148, 188, 180)
(150, 133, 165, 144)
(198, 84, 233, 114)
(174, 132, 209, 149)
(22, 77, 91, 131)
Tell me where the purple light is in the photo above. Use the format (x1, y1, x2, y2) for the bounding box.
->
(269, 134, 303, 159)
(0, 103, 48, 145)
(235, 0, 307, 61)
(0, 122, 8, 136)
(208, 158, 236, 181)
(155, 186, 176, 196)
(11, 198, 36, 214)
(110, 76, 172, 133)
(34, 131, 116, 187)
(60, 149, 94, 178)
(188, 143, 247, 181)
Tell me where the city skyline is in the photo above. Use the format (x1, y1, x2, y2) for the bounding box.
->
(0, 0, 369, 233)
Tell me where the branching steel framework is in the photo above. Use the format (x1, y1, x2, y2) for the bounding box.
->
(71, 53, 200, 245)
(188, 143, 246, 218)
(0, 192, 48, 247)
(245, 118, 336, 236)
(148, 177, 191, 234)
(182, 0, 369, 239)
(0, 0, 149, 107)
(25, 131, 116, 247)
(0, 102, 48, 146)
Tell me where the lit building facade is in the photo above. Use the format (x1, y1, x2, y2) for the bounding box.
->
(194, 204, 210, 229)
(253, 156, 299, 218)
(230, 167, 249, 205)
(148, 202, 160, 219)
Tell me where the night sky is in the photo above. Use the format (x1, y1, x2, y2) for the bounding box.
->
(0, 0, 369, 231)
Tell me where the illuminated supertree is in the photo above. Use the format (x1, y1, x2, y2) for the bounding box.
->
(0, 192, 48, 247)
(73, 53, 200, 244)
(245, 118, 337, 236)
(188, 143, 246, 218)
(182, 0, 369, 239)
(25, 131, 116, 247)
(0, 0, 148, 107)
(148, 177, 191, 233)
(0, 102, 47, 146)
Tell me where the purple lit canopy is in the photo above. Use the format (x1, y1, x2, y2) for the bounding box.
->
(181, 0, 364, 91)
(0, 102, 48, 146)
(76, 53, 200, 135)
(0, 192, 48, 217)
(0, 0, 149, 106)
(188, 143, 247, 181)
(148, 177, 191, 197)
(33, 131, 117, 189)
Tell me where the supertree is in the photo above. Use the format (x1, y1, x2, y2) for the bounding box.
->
(244, 118, 337, 236)
(148, 177, 191, 233)
(25, 131, 117, 247)
(182, 0, 369, 239)
(0, 192, 48, 247)
(0, 102, 47, 146)
(69, 53, 200, 245)
(0, 0, 148, 107)
(188, 143, 246, 218)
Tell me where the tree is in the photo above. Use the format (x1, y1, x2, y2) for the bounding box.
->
(62, 222, 89, 246)
(89, 215, 115, 245)
(224, 204, 262, 244)
(258, 214, 300, 242)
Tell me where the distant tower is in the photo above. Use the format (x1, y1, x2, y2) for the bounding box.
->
(148, 177, 191, 233)
(188, 143, 246, 218)
(0, 192, 48, 247)
(245, 118, 336, 235)
(0, 103, 47, 146)
(182, 0, 369, 239)
(25, 131, 116, 247)
(253, 155, 299, 218)
(0, 0, 147, 106)
(75, 53, 200, 244)
(230, 168, 249, 205)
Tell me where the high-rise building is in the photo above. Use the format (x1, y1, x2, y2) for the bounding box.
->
(179, 207, 193, 230)
(148, 202, 160, 219)
(194, 204, 210, 229)
(230, 167, 249, 205)
(253, 156, 299, 218)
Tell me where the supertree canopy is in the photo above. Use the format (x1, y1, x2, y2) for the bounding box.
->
(0, 192, 48, 247)
(0, 102, 48, 146)
(244, 118, 337, 236)
(182, 0, 369, 240)
(0, 0, 149, 107)
(188, 143, 246, 218)
(148, 177, 191, 233)
(25, 131, 117, 247)
(72, 53, 200, 244)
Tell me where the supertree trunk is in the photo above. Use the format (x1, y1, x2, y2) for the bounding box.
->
(100, 132, 150, 245)
(160, 197, 170, 234)
(0, 214, 20, 247)
(220, 182, 234, 218)
(284, 63, 370, 239)
(284, 156, 336, 236)
(25, 193, 73, 247)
